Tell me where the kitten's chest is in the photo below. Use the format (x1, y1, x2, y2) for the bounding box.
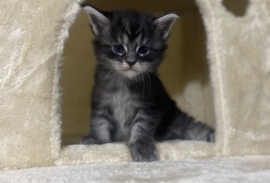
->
(102, 86, 139, 126)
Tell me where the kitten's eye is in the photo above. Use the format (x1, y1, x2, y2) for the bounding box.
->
(113, 45, 125, 54)
(137, 46, 149, 55)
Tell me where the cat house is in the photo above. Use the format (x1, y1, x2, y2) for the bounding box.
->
(0, 0, 269, 170)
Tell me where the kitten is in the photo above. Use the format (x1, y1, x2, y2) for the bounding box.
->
(80, 5, 215, 162)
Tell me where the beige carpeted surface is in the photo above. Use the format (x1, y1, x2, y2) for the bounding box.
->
(1, 157, 270, 183)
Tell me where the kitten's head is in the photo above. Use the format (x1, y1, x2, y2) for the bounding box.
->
(83, 5, 178, 78)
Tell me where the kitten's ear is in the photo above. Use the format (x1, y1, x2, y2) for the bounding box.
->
(154, 13, 179, 39)
(83, 6, 109, 36)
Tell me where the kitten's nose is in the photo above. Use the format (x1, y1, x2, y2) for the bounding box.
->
(126, 60, 137, 67)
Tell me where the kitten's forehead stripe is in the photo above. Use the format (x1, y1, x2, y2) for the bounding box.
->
(125, 23, 131, 35)
(116, 34, 122, 44)
(107, 10, 156, 41)
(135, 34, 143, 45)
(142, 38, 148, 45)
(123, 34, 129, 45)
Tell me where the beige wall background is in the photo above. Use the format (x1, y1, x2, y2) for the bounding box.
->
(60, 0, 248, 144)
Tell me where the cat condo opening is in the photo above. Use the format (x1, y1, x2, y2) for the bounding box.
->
(60, 0, 216, 160)
(58, 0, 270, 165)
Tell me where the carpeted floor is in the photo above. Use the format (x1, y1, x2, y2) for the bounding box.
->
(1, 156, 270, 183)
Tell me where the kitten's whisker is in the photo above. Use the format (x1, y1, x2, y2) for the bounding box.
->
(148, 70, 159, 78)
(140, 73, 146, 96)
(103, 69, 113, 84)
(144, 72, 149, 92)
(146, 72, 151, 90)
(141, 73, 145, 95)
(144, 72, 150, 94)
(113, 70, 117, 80)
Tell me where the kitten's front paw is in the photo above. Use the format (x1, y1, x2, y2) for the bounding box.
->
(80, 136, 103, 145)
(208, 130, 215, 143)
(128, 142, 158, 162)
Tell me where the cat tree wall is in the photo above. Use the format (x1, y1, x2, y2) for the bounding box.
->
(0, 0, 269, 170)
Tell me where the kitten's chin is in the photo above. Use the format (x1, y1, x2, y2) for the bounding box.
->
(120, 70, 140, 78)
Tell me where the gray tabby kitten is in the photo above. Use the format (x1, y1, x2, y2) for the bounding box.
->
(80, 5, 215, 162)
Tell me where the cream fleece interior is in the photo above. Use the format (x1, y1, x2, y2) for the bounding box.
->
(1, 0, 269, 170)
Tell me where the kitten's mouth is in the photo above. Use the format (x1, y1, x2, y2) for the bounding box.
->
(126, 67, 134, 71)
(120, 68, 139, 78)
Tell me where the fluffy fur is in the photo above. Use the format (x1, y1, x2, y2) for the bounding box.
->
(3, 157, 270, 183)
(197, 0, 270, 156)
(80, 5, 215, 162)
(0, 0, 84, 169)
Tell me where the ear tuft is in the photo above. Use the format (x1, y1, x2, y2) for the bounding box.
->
(83, 6, 109, 36)
(154, 13, 179, 39)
